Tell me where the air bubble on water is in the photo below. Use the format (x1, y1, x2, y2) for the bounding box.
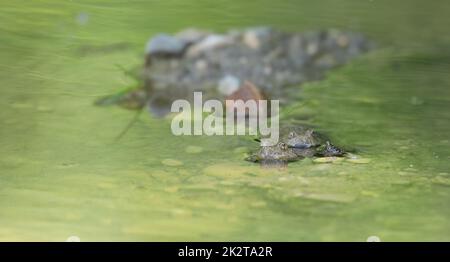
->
(410, 96, 424, 105)
(66, 235, 81, 242)
(367, 236, 381, 242)
(76, 12, 89, 26)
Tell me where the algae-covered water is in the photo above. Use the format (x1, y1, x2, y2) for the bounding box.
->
(0, 0, 449, 241)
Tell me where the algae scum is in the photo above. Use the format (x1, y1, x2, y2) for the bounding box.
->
(1, 0, 450, 241)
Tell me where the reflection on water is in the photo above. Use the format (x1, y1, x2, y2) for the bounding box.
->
(0, 0, 449, 241)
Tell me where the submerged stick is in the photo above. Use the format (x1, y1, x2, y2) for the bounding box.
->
(114, 107, 144, 142)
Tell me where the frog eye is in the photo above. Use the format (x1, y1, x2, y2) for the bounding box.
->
(279, 142, 288, 150)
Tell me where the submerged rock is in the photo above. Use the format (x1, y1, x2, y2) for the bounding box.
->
(185, 145, 203, 154)
(162, 158, 183, 167)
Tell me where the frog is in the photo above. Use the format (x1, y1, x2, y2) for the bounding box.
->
(280, 127, 324, 157)
(246, 126, 346, 164)
(245, 141, 303, 164)
(315, 141, 346, 157)
(282, 127, 322, 148)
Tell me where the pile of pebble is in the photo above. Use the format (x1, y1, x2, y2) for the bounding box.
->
(143, 27, 374, 115)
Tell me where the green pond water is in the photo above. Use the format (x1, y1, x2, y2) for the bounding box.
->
(1, 0, 449, 241)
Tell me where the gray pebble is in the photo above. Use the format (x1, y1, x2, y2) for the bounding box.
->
(146, 34, 186, 56)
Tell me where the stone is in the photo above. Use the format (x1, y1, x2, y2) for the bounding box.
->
(146, 34, 186, 56)
(226, 81, 266, 102)
(243, 31, 260, 49)
(195, 59, 208, 71)
(175, 28, 209, 45)
(225, 81, 267, 117)
(186, 34, 233, 57)
(218, 75, 240, 96)
(242, 27, 273, 49)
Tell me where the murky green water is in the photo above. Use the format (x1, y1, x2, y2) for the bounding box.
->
(1, 0, 449, 241)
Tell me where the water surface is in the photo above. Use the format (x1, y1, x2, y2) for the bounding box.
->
(0, 0, 449, 241)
